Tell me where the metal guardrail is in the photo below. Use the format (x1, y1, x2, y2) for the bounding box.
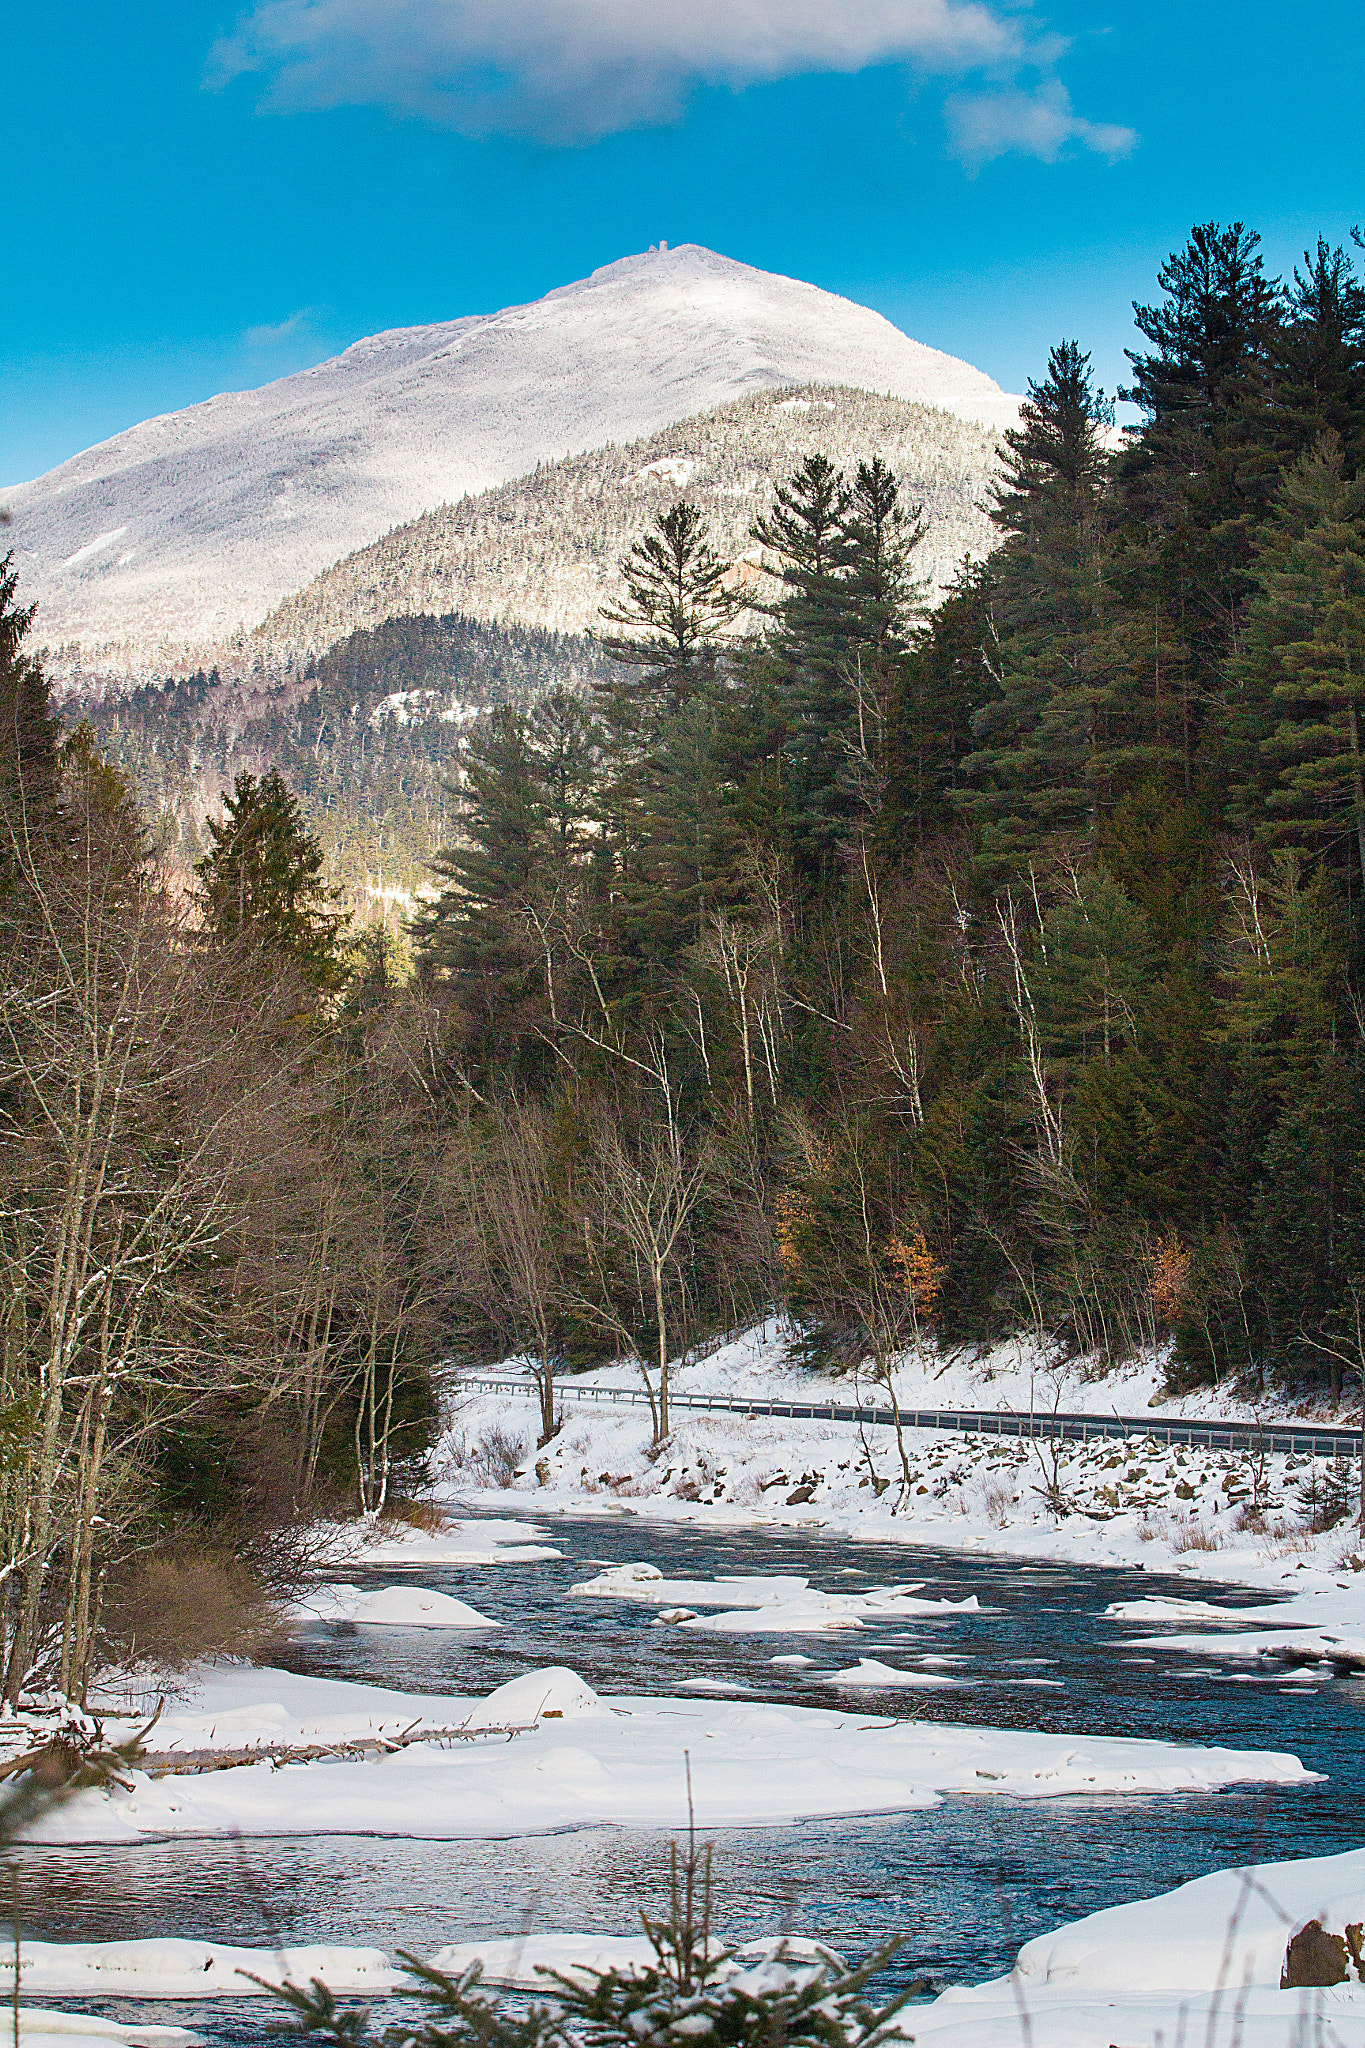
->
(454, 1374, 1363, 1461)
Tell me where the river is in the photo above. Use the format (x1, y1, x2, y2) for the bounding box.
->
(16, 1510, 1364, 2042)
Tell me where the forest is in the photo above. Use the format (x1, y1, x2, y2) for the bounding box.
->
(2, 217, 1365, 1702)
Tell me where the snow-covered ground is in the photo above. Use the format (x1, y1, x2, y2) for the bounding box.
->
(29, 1660, 1311, 1846)
(914, 1845, 1365, 2047)
(436, 1322, 1365, 1609)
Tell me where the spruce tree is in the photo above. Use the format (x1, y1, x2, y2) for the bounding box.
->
(195, 767, 344, 988)
(1118, 224, 1286, 789)
(599, 502, 741, 718)
(753, 456, 926, 875)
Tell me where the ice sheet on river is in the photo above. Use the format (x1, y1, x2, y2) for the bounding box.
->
(335, 1517, 561, 1566)
(569, 1563, 980, 1632)
(1108, 1584, 1365, 1672)
(41, 1663, 1315, 1843)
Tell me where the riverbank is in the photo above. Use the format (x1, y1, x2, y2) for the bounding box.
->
(434, 1322, 1365, 1614)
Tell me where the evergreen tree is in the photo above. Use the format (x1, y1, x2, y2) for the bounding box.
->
(1117, 224, 1286, 789)
(754, 457, 925, 875)
(195, 767, 344, 988)
(416, 709, 543, 1010)
(618, 695, 744, 966)
(1276, 239, 1365, 474)
(599, 502, 741, 718)
(596, 504, 741, 890)
(0, 554, 62, 859)
(883, 563, 983, 854)
(527, 686, 599, 881)
(958, 342, 1120, 868)
(1232, 436, 1365, 880)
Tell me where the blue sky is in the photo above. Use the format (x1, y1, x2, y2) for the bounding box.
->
(6, 0, 1362, 485)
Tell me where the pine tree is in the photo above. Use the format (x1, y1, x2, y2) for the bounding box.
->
(753, 457, 926, 875)
(0, 553, 62, 860)
(596, 504, 741, 891)
(416, 708, 544, 1008)
(619, 695, 744, 966)
(599, 502, 741, 718)
(195, 767, 344, 988)
(1232, 436, 1365, 880)
(957, 342, 1120, 869)
(527, 686, 599, 881)
(1276, 239, 1365, 475)
(1118, 224, 1286, 791)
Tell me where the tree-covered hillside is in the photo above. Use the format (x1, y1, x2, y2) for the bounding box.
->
(71, 611, 612, 916)
(414, 222, 1365, 1403)
(253, 385, 1003, 666)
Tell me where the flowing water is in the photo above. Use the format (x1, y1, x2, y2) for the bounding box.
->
(16, 1511, 1365, 2041)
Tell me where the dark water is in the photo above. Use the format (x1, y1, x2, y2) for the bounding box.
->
(17, 1511, 1365, 2041)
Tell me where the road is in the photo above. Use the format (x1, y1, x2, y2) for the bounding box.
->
(455, 1373, 1362, 1461)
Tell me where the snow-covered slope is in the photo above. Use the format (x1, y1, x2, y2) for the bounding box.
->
(253, 384, 1003, 663)
(6, 246, 1019, 668)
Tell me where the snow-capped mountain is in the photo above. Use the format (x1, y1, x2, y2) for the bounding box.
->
(6, 246, 1020, 671)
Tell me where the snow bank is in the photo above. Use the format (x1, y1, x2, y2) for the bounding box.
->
(428, 1934, 657, 1988)
(0, 1938, 395, 1998)
(440, 1321, 1365, 1603)
(98, 1664, 483, 1756)
(40, 1664, 1315, 1844)
(911, 1981, 1365, 2047)
(1115, 1582, 1365, 1672)
(6, 2017, 194, 2048)
(285, 1583, 500, 1629)
(910, 1846, 1365, 2047)
(1013, 1847, 1365, 1993)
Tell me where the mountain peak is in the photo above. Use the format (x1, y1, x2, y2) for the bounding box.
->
(7, 249, 1019, 671)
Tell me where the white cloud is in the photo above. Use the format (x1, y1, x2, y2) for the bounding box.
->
(243, 307, 319, 347)
(945, 78, 1137, 166)
(209, 0, 1028, 141)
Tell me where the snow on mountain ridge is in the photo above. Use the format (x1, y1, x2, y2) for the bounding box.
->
(6, 244, 1019, 669)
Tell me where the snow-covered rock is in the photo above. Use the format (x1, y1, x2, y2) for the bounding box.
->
(285, 1583, 500, 1629)
(465, 1668, 601, 1725)
(824, 1658, 962, 1689)
(6, 246, 1018, 664)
